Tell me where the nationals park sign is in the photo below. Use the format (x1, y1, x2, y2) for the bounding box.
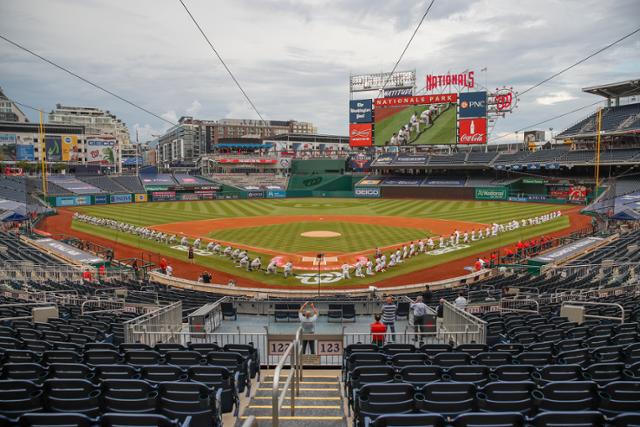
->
(374, 93, 458, 107)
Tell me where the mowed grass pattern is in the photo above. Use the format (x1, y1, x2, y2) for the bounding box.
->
(74, 198, 571, 227)
(208, 221, 432, 253)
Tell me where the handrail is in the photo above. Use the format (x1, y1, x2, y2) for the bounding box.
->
(272, 327, 302, 427)
(240, 416, 258, 427)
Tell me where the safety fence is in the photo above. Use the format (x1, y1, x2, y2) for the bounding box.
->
(123, 300, 183, 344)
(561, 300, 625, 324)
(442, 301, 487, 346)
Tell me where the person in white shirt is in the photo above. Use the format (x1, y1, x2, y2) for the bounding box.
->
(239, 255, 250, 270)
(427, 238, 434, 251)
(454, 292, 468, 311)
(463, 232, 469, 244)
(193, 238, 201, 249)
(366, 259, 374, 275)
(355, 261, 364, 277)
(388, 253, 397, 267)
(180, 236, 188, 247)
(341, 263, 351, 279)
(395, 249, 403, 263)
(418, 240, 425, 253)
(283, 262, 293, 278)
(165, 265, 173, 276)
(266, 259, 278, 274)
(250, 257, 262, 272)
(409, 242, 415, 257)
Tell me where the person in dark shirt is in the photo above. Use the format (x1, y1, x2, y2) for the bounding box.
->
(201, 271, 211, 283)
(423, 285, 433, 306)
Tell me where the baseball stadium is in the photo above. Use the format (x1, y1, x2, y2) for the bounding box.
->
(1, 1, 640, 427)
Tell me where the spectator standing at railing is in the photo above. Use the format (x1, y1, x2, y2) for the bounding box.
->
(159, 258, 167, 275)
(423, 285, 433, 306)
(381, 296, 397, 342)
(98, 264, 106, 282)
(370, 314, 387, 347)
(454, 292, 468, 311)
(188, 245, 195, 264)
(82, 269, 93, 284)
(299, 302, 318, 354)
(410, 296, 428, 341)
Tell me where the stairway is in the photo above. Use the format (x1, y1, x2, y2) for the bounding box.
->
(238, 370, 346, 427)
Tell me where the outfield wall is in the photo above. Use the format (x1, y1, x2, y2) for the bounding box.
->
(381, 186, 475, 200)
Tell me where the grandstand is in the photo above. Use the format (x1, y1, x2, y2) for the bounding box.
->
(1, 221, 640, 425)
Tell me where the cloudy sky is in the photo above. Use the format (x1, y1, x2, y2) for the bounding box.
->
(1, 0, 639, 143)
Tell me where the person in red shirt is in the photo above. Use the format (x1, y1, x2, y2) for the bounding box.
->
(370, 314, 387, 346)
(490, 253, 497, 267)
(82, 269, 92, 284)
(159, 258, 168, 274)
(98, 264, 106, 280)
(474, 258, 483, 271)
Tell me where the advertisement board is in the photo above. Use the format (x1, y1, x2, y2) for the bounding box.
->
(177, 193, 200, 201)
(458, 118, 487, 145)
(151, 191, 176, 201)
(45, 136, 63, 161)
(135, 193, 148, 202)
(383, 87, 414, 98)
(394, 155, 428, 165)
(374, 94, 458, 146)
(94, 195, 109, 204)
(349, 123, 373, 147)
(475, 187, 508, 200)
(349, 99, 373, 123)
(266, 190, 286, 198)
(110, 194, 132, 204)
(458, 91, 487, 118)
(350, 70, 415, 92)
(426, 71, 475, 91)
(86, 139, 117, 165)
(16, 144, 35, 161)
(354, 187, 381, 198)
(349, 152, 374, 172)
(383, 177, 424, 186)
(247, 191, 265, 199)
(61, 135, 79, 161)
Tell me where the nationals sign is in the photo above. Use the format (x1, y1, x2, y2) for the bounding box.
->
(459, 118, 487, 144)
(349, 123, 373, 147)
(426, 71, 475, 91)
(374, 93, 457, 107)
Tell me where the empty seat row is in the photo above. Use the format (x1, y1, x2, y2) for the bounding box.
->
(365, 411, 640, 427)
(353, 381, 640, 426)
(0, 412, 190, 427)
(0, 379, 221, 426)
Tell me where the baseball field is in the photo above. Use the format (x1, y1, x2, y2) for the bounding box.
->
(66, 198, 577, 287)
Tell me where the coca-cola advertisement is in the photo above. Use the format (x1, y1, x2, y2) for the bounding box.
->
(458, 118, 487, 144)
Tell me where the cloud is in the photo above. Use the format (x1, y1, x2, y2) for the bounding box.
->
(536, 91, 578, 106)
(0, 0, 638, 141)
(186, 100, 202, 116)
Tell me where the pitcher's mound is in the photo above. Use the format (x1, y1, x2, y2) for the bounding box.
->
(301, 230, 341, 238)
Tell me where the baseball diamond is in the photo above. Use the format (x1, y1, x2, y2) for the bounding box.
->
(66, 198, 577, 287)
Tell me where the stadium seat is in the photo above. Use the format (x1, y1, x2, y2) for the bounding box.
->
(416, 382, 477, 417)
(42, 378, 102, 417)
(102, 379, 159, 413)
(0, 379, 45, 416)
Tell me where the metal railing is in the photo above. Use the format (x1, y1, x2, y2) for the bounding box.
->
(272, 327, 302, 427)
(561, 300, 626, 324)
(442, 301, 487, 345)
(499, 297, 539, 314)
(124, 301, 183, 345)
(240, 416, 258, 427)
(81, 299, 126, 315)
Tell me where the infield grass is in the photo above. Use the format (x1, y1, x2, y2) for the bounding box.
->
(207, 221, 432, 253)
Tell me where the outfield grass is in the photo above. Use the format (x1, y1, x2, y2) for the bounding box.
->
(208, 221, 432, 253)
(70, 199, 574, 286)
(73, 198, 572, 228)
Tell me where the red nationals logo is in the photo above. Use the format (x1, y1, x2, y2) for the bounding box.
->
(495, 89, 514, 111)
